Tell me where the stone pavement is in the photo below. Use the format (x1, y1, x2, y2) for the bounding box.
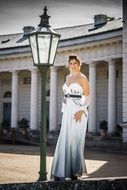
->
(0, 144, 127, 184)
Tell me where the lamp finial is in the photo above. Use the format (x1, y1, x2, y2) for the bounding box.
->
(39, 6, 50, 27)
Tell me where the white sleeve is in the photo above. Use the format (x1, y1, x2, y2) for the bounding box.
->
(61, 101, 65, 112)
(77, 95, 90, 117)
(80, 95, 90, 110)
(61, 97, 66, 112)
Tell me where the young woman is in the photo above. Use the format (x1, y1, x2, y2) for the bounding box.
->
(51, 54, 90, 180)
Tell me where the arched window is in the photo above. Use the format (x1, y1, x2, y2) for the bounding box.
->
(3, 91, 12, 98)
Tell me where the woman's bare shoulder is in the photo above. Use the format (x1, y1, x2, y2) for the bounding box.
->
(79, 73, 90, 95)
(80, 73, 88, 82)
(65, 74, 70, 80)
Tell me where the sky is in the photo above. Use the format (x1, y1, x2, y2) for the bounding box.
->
(0, 0, 122, 35)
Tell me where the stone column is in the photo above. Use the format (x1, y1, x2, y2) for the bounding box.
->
(11, 71, 19, 128)
(88, 63, 97, 133)
(49, 66, 58, 131)
(30, 68, 38, 130)
(107, 59, 117, 134)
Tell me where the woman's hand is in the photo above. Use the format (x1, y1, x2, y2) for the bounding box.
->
(74, 110, 85, 122)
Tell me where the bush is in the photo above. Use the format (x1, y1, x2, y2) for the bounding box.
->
(1, 119, 11, 131)
(116, 124, 122, 133)
(99, 120, 108, 131)
(112, 124, 122, 137)
(18, 118, 29, 130)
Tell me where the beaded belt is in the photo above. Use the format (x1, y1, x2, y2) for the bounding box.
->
(65, 94, 81, 98)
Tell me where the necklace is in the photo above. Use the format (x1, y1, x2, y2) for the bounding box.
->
(66, 73, 82, 86)
(70, 72, 81, 77)
(69, 73, 81, 80)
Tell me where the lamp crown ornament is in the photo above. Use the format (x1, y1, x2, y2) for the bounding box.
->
(39, 6, 50, 27)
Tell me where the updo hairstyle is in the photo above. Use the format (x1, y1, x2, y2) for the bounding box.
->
(67, 54, 82, 67)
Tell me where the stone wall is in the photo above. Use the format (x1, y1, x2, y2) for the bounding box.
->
(0, 178, 127, 190)
(122, 123, 127, 143)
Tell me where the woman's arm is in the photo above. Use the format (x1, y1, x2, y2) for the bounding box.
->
(74, 76, 90, 122)
(80, 76, 90, 97)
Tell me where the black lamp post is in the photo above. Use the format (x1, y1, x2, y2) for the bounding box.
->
(28, 6, 60, 181)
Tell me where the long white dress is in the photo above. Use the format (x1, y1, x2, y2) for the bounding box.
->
(51, 82, 89, 178)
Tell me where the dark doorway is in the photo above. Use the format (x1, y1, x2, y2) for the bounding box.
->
(3, 102, 11, 125)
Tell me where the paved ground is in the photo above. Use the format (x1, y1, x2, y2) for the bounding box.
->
(0, 143, 127, 184)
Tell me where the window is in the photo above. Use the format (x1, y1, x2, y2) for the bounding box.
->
(3, 91, 12, 98)
(1, 39, 10, 44)
(23, 77, 31, 84)
(46, 89, 50, 96)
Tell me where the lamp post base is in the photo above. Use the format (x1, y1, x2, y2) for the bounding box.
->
(38, 171, 48, 181)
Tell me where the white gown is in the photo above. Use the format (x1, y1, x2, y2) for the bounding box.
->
(51, 82, 88, 178)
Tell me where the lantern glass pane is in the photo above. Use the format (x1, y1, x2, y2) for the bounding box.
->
(29, 35, 38, 64)
(49, 35, 59, 64)
(38, 34, 50, 64)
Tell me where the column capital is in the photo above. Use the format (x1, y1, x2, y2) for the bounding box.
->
(105, 58, 115, 65)
(89, 62, 97, 68)
(50, 66, 58, 72)
(85, 61, 93, 65)
(29, 67, 38, 73)
(10, 70, 19, 74)
(86, 61, 97, 67)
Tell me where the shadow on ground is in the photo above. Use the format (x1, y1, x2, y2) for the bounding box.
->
(0, 143, 127, 180)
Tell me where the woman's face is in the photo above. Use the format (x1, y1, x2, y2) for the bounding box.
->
(68, 59, 80, 73)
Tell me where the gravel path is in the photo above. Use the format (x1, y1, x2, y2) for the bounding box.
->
(0, 144, 127, 184)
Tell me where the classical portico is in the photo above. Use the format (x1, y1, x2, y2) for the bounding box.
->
(0, 62, 40, 130)
(0, 55, 122, 136)
(0, 13, 123, 137)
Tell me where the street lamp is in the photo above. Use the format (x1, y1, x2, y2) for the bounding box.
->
(28, 6, 60, 181)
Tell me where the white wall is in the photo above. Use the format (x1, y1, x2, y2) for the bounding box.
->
(97, 63, 108, 131)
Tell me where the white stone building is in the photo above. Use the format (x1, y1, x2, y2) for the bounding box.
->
(0, 2, 126, 136)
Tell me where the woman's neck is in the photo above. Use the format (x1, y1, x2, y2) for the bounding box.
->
(70, 71, 81, 76)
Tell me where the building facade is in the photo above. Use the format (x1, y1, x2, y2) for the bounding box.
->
(0, 3, 126, 135)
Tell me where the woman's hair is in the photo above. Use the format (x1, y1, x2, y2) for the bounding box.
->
(67, 54, 82, 66)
